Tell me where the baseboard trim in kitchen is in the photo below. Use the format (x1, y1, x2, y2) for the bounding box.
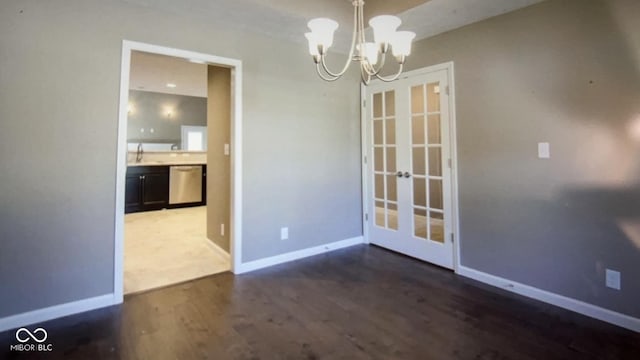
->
(235, 236, 364, 274)
(457, 265, 640, 333)
(205, 239, 232, 263)
(0, 294, 116, 333)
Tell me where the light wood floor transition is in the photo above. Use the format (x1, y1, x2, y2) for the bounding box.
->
(124, 206, 229, 294)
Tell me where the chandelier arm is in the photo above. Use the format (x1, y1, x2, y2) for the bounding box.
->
(361, 50, 387, 77)
(315, 62, 341, 82)
(361, 60, 376, 76)
(376, 52, 388, 74)
(373, 63, 405, 82)
(318, 1, 360, 78)
(360, 65, 371, 85)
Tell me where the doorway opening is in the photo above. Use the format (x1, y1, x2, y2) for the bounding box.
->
(114, 41, 242, 300)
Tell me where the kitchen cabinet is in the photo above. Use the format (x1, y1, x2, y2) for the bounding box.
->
(125, 164, 206, 213)
(125, 166, 169, 213)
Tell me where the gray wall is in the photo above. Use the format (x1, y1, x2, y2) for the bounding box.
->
(407, 0, 640, 318)
(0, 0, 362, 318)
(127, 90, 207, 146)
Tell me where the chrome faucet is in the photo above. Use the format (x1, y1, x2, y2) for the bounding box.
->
(136, 142, 144, 163)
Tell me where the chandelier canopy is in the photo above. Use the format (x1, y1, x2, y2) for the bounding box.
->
(304, 0, 416, 84)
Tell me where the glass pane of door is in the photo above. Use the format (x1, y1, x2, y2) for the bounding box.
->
(372, 89, 398, 230)
(410, 82, 444, 243)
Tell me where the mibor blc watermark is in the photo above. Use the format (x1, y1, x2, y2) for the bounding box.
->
(10, 327, 53, 352)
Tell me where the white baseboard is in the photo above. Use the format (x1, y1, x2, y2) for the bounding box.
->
(236, 236, 364, 274)
(206, 238, 231, 262)
(0, 293, 116, 333)
(457, 266, 640, 333)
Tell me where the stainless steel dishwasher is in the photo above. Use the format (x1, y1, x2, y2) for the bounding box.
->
(169, 165, 203, 204)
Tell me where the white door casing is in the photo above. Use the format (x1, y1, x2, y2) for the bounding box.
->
(115, 40, 243, 303)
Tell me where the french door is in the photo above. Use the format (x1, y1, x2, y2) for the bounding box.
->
(365, 67, 455, 269)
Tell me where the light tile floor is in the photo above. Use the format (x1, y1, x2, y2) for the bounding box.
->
(124, 206, 229, 294)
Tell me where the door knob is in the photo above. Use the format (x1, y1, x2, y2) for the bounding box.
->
(404, 172, 411, 178)
(396, 171, 403, 178)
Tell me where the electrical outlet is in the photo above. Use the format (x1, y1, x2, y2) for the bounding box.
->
(605, 269, 621, 290)
(280, 227, 288, 240)
(220, 224, 225, 236)
(224, 143, 230, 156)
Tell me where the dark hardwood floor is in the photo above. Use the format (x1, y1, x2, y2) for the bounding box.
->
(1, 244, 639, 359)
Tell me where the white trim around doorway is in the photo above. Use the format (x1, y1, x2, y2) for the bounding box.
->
(114, 40, 243, 303)
(360, 82, 370, 244)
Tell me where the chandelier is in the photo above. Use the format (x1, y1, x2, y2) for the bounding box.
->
(304, 0, 416, 84)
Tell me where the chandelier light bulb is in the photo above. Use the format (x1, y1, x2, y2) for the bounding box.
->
(390, 31, 416, 57)
(304, 32, 320, 56)
(369, 15, 402, 46)
(307, 18, 339, 51)
(358, 42, 380, 66)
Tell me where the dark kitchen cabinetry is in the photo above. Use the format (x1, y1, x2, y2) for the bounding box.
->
(125, 164, 207, 214)
(125, 166, 169, 213)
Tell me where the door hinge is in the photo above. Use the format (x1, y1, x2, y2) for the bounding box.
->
(445, 86, 450, 95)
(448, 158, 452, 168)
(364, 155, 367, 164)
(363, 99, 366, 107)
(450, 233, 454, 243)
(365, 213, 369, 221)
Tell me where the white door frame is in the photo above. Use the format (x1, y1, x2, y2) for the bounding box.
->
(360, 61, 461, 272)
(114, 40, 243, 302)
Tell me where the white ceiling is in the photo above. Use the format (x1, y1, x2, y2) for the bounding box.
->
(397, 0, 546, 42)
(124, 0, 545, 94)
(122, 0, 545, 52)
(129, 51, 207, 97)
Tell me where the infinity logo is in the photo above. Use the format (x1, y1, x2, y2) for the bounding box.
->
(15, 328, 48, 343)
